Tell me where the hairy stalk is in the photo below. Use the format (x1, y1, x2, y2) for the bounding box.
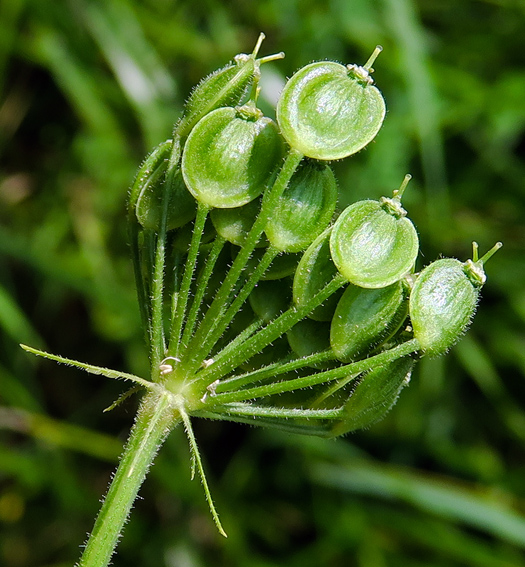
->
(197, 273, 347, 383)
(179, 235, 227, 352)
(77, 391, 179, 567)
(194, 245, 280, 365)
(206, 339, 419, 405)
(168, 202, 210, 358)
(211, 349, 337, 394)
(181, 148, 304, 369)
(150, 141, 182, 370)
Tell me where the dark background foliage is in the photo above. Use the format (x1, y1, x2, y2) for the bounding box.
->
(1, 1, 525, 566)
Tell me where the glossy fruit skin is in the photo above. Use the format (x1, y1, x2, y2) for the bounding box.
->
(182, 106, 284, 209)
(265, 161, 337, 252)
(210, 198, 266, 247)
(409, 258, 479, 356)
(330, 199, 419, 288)
(330, 281, 408, 362)
(293, 228, 342, 321)
(136, 166, 196, 231)
(276, 61, 385, 160)
(330, 356, 414, 436)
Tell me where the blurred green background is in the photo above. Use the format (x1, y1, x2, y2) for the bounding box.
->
(1, 0, 525, 566)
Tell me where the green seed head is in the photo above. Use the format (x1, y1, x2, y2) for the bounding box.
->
(409, 242, 502, 356)
(330, 188, 418, 289)
(128, 140, 172, 214)
(135, 166, 197, 231)
(181, 105, 284, 209)
(265, 160, 338, 252)
(210, 198, 267, 247)
(330, 281, 409, 362)
(177, 32, 284, 140)
(276, 47, 386, 160)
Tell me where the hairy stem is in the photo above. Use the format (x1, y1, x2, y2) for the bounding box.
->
(182, 148, 304, 368)
(77, 392, 179, 567)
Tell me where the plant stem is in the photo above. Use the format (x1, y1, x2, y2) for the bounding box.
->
(197, 273, 347, 383)
(207, 339, 420, 405)
(194, 245, 280, 364)
(182, 148, 304, 368)
(169, 202, 210, 358)
(77, 391, 179, 567)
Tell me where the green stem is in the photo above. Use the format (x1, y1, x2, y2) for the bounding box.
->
(192, 245, 280, 365)
(179, 235, 226, 353)
(210, 319, 265, 365)
(207, 339, 420, 405)
(77, 392, 179, 567)
(183, 149, 303, 368)
(168, 203, 210, 358)
(211, 349, 336, 394)
(197, 274, 347, 384)
(202, 402, 343, 420)
(150, 139, 181, 370)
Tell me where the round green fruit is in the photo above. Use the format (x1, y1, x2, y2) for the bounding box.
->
(182, 104, 284, 209)
(276, 53, 385, 160)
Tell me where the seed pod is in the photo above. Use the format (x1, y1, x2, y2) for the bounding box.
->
(330, 356, 414, 436)
(409, 242, 502, 356)
(287, 319, 331, 360)
(128, 140, 172, 214)
(210, 198, 267, 247)
(249, 279, 291, 322)
(293, 228, 343, 321)
(265, 160, 337, 252)
(276, 47, 385, 160)
(330, 176, 418, 288)
(182, 103, 284, 209)
(176, 33, 284, 140)
(330, 280, 409, 362)
(136, 166, 197, 231)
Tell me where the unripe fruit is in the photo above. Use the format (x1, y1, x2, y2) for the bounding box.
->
(293, 228, 343, 321)
(330, 175, 418, 288)
(330, 281, 409, 362)
(210, 198, 266, 247)
(276, 47, 385, 160)
(409, 242, 502, 356)
(182, 103, 284, 209)
(265, 160, 337, 252)
(136, 166, 196, 231)
(249, 279, 291, 322)
(330, 356, 414, 436)
(128, 139, 171, 214)
(177, 33, 284, 140)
